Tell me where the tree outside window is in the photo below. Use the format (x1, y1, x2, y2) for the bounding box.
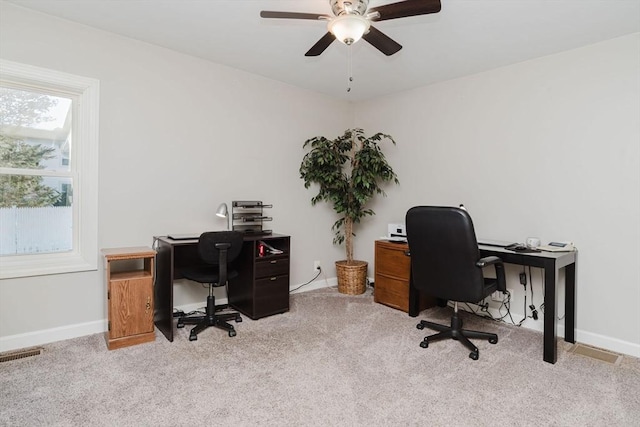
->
(0, 136, 62, 207)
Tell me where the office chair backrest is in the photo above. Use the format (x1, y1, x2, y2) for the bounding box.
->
(405, 206, 486, 303)
(197, 231, 243, 284)
(198, 231, 243, 265)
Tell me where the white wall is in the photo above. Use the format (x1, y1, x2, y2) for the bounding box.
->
(1, 3, 638, 357)
(353, 34, 640, 356)
(0, 3, 350, 349)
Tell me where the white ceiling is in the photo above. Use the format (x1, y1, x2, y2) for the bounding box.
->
(6, 0, 640, 101)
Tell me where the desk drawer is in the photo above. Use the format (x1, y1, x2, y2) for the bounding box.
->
(256, 258, 289, 278)
(254, 274, 289, 318)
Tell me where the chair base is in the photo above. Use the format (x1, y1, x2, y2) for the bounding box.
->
(417, 308, 497, 360)
(177, 295, 242, 340)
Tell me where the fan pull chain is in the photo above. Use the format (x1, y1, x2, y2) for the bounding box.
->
(347, 44, 353, 93)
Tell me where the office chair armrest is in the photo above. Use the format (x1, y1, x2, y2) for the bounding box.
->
(476, 256, 501, 268)
(477, 256, 507, 292)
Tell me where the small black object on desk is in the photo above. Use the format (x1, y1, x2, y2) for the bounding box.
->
(505, 243, 541, 253)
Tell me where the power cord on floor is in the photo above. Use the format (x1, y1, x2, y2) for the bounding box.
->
(289, 266, 322, 293)
(527, 265, 539, 320)
(459, 289, 521, 326)
(500, 290, 519, 325)
(173, 309, 203, 318)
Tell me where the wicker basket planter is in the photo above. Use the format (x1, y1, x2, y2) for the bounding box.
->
(335, 260, 368, 295)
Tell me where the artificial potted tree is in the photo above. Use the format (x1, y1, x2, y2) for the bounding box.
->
(300, 128, 399, 295)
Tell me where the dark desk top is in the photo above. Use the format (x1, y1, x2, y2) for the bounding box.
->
(157, 233, 289, 246)
(478, 244, 577, 268)
(376, 239, 577, 268)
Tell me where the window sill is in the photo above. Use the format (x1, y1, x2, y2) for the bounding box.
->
(0, 252, 97, 279)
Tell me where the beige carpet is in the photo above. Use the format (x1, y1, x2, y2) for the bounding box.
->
(1, 287, 639, 426)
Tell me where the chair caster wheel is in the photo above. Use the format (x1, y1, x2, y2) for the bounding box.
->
(416, 323, 424, 330)
(189, 334, 197, 341)
(176, 322, 184, 328)
(228, 330, 237, 337)
(489, 337, 498, 344)
(469, 351, 479, 360)
(235, 316, 242, 323)
(420, 341, 428, 348)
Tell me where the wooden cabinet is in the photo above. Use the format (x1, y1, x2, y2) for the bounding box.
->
(102, 247, 156, 350)
(229, 234, 290, 319)
(374, 240, 435, 313)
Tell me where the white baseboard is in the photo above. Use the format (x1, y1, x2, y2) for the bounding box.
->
(575, 329, 640, 358)
(2, 278, 637, 359)
(0, 320, 105, 353)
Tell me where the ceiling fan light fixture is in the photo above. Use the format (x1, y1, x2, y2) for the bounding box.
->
(328, 14, 370, 45)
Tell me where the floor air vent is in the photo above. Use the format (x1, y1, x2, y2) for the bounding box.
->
(568, 343, 622, 364)
(0, 347, 43, 363)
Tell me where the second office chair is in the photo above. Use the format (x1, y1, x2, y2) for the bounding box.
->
(406, 206, 506, 360)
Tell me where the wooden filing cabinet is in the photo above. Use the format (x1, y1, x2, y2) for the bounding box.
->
(229, 234, 290, 319)
(374, 240, 435, 313)
(102, 247, 156, 350)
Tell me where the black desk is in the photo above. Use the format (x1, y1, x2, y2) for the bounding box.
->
(153, 234, 290, 342)
(409, 245, 577, 364)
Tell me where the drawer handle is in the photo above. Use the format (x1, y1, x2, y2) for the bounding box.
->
(270, 277, 277, 281)
(270, 260, 277, 264)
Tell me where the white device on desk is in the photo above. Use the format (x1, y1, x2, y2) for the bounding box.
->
(538, 241, 576, 252)
(387, 223, 406, 241)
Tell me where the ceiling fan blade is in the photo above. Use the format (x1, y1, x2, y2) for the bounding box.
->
(362, 26, 402, 56)
(305, 32, 336, 57)
(369, 0, 441, 22)
(260, 11, 330, 20)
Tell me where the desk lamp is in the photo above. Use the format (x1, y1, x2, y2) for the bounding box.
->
(216, 202, 230, 230)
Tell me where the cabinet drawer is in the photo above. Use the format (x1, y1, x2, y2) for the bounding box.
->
(254, 274, 290, 318)
(375, 243, 410, 279)
(374, 275, 410, 312)
(374, 240, 435, 314)
(256, 258, 289, 278)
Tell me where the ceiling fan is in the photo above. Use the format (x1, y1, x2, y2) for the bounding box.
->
(260, 0, 441, 57)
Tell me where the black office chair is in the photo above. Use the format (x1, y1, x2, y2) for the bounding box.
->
(177, 231, 243, 340)
(405, 206, 506, 360)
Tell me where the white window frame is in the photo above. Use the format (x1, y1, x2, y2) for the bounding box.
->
(0, 60, 99, 279)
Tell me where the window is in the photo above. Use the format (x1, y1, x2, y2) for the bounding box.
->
(0, 60, 99, 279)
